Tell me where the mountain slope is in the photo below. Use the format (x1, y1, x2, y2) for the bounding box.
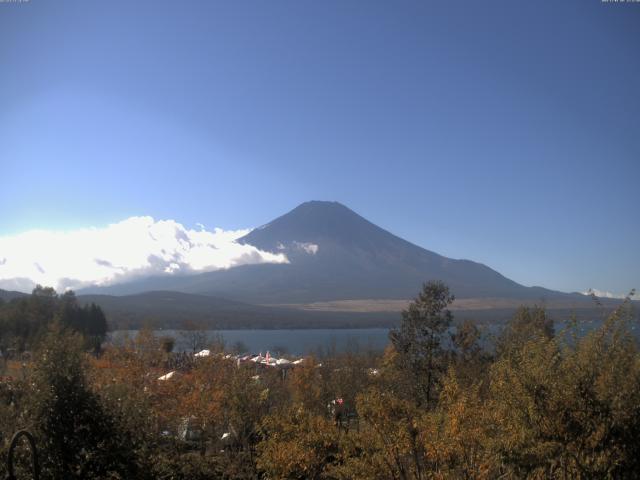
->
(234, 201, 550, 301)
(80, 201, 571, 304)
(77, 290, 396, 329)
(0, 289, 29, 302)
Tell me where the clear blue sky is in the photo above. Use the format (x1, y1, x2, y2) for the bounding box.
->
(1, 0, 638, 295)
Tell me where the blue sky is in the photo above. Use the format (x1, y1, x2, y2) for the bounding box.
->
(0, 0, 638, 295)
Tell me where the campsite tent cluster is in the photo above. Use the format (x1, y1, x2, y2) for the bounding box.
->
(154, 349, 311, 443)
(158, 350, 305, 382)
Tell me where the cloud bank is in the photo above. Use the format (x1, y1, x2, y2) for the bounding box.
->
(0, 217, 288, 293)
(580, 289, 631, 300)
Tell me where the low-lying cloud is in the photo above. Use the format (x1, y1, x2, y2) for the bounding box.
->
(580, 289, 631, 300)
(0, 217, 288, 293)
(293, 242, 319, 255)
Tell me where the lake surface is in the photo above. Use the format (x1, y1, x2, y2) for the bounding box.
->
(110, 328, 393, 355)
(110, 318, 637, 355)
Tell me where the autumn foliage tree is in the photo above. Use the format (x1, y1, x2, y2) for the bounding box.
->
(2, 281, 639, 480)
(489, 298, 640, 478)
(389, 280, 454, 406)
(28, 323, 144, 479)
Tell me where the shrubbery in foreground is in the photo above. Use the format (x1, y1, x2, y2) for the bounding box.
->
(0, 282, 638, 479)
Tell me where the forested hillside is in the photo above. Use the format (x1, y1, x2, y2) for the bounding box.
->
(0, 286, 107, 353)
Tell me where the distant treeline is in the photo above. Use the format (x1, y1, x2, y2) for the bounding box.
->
(0, 286, 107, 353)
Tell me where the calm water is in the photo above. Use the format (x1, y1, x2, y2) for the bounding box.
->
(110, 319, 637, 355)
(110, 328, 392, 355)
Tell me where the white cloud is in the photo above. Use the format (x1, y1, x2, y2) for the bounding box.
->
(0, 216, 288, 293)
(580, 289, 631, 300)
(293, 241, 319, 255)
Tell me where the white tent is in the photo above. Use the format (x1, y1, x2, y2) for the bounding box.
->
(195, 349, 210, 357)
(158, 371, 176, 381)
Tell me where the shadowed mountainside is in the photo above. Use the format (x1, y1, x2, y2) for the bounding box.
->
(2, 287, 630, 330)
(0, 289, 28, 302)
(76, 290, 396, 330)
(80, 201, 582, 304)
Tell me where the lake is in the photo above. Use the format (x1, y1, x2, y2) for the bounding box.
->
(110, 318, 637, 355)
(110, 328, 393, 355)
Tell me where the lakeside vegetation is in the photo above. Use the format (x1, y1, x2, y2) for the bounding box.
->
(0, 282, 638, 479)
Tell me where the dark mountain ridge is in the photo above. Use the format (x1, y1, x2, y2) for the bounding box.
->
(0, 289, 29, 302)
(76, 290, 396, 330)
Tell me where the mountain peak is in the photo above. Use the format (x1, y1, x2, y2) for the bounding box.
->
(280, 200, 361, 222)
(234, 200, 541, 301)
(239, 200, 386, 253)
(294, 200, 349, 211)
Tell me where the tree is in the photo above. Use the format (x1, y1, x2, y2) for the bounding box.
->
(159, 335, 176, 354)
(134, 325, 163, 367)
(84, 303, 108, 352)
(180, 320, 209, 353)
(289, 357, 326, 416)
(389, 280, 454, 406)
(489, 300, 640, 478)
(258, 407, 340, 480)
(0, 288, 108, 354)
(29, 323, 144, 479)
(451, 320, 481, 360)
(428, 368, 497, 479)
(334, 387, 427, 480)
(231, 340, 249, 355)
(450, 320, 488, 387)
(495, 305, 554, 357)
